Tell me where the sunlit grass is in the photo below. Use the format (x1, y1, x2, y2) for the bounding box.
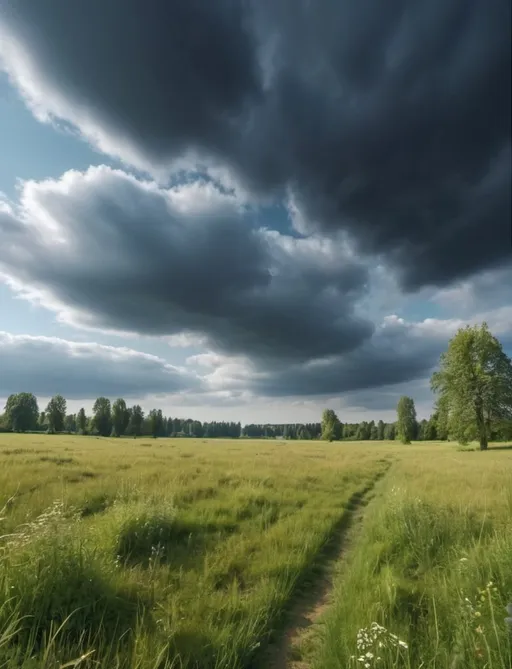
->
(313, 444, 512, 669)
(2, 436, 511, 668)
(0, 434, 385, 668)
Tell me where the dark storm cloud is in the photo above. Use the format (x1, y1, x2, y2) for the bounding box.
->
(1, 0, 510, 287)
(210, 307, 512, 398)
(0, 167, 372, 361)
(0, 332, 198, 398)
(202, 315, 453, 397)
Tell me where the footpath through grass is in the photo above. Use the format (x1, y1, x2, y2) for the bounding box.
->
(312, 443, 512, 669)
(0, 434, 386, 668)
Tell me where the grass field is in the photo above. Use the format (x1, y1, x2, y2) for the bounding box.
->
(0, 435, 510, 668)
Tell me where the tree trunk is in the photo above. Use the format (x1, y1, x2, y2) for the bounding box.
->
(475, 398, 488, 450)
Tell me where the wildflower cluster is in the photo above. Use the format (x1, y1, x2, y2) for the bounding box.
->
(463, 580, 499, 623)
(462, 581, 502, 661)
(148, 542, 165, 568)
(350, 622, 408, 668)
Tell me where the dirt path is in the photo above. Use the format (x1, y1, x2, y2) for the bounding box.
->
(261, 468, 389, 669)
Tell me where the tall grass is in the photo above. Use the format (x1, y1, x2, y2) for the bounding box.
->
(2, 436, 511, 668)
(313, 447, 512, 669)
(0, 434, 385, 668)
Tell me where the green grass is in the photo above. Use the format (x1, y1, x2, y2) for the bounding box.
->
(0, 434, 384, 668)
(312, 444, 512, 669)
(1, 436, 511, 668)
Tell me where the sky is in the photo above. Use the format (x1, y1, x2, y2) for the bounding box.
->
(0, 0, 510, 424)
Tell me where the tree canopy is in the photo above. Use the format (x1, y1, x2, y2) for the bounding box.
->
(112, 398, 130, 437)
(431, 323, 512, 450)
(321, 409, 342, 441)
(4, 392, 39, 432)
(92, 397, 112, 437)
(396, 396, 417, 444)
(45, 394, 67, 433)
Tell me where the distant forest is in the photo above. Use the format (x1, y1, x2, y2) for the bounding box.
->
(2, 392, 512, 442)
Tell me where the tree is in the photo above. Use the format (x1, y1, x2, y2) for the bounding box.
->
(149, 409, 164, 438)
(92, 397, 112, 437)
(424, 414, 437, 441)
(64, 414, 76, 433)
(321, 409, 341, 441)
(45, 395, 67, 433)
(112, 398, 130, 437)
(384, 422, 396, 440)
(396, 396, 416, 444)
(431, 323, 512, 450)
(128, 405, 144, 437)
(356, 421, 371, 440)
(4, 393, 39, 432)
(377, 419, 385, 440)
(77, 408, 87, 434)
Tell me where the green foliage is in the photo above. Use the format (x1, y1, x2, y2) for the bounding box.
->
(321, 409, 342, 441)
(128, 404, 144, 437)
(4, 393, 39, 432)
(45, 395, 67, 433)
(111, 398, 130, 437)
(431, 323, 512, 450)
(148, 408, 164, 438)
(92, 397, 112, 437)
(64, 413, 76, 433)
(396, 396, 416, 444)
(77, 407, 87, 434)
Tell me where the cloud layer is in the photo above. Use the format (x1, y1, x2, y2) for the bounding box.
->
(0, 332, 197, 399)
(0, 1, 510, 412)
(1, 0, 510, 289)
(0, 167, 371, 362)
(192, 307, 512, 398)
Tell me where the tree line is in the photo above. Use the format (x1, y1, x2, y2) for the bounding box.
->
(0, 395, 415, 441)
(321, 323, 512, 449)
(0, 396, 244, 438)
(1, 324, 511, 448)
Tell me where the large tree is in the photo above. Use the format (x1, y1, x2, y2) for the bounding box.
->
(149, 409, 164, 438)
(396, 396, 417, 444)
(45, 394, 67, 433)
(112, 398, 130, 437)
(64, 414, 77, 433)
(128, 405, 144, 437)
(77, 408, 87, 434)
(431, 323, 512, 450)
(92, 397, 112, 437)
(4, 393, 39, 432)
(321, 409, 341, 442)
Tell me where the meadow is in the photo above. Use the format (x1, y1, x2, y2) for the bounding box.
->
(0, 435, 510, 669)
